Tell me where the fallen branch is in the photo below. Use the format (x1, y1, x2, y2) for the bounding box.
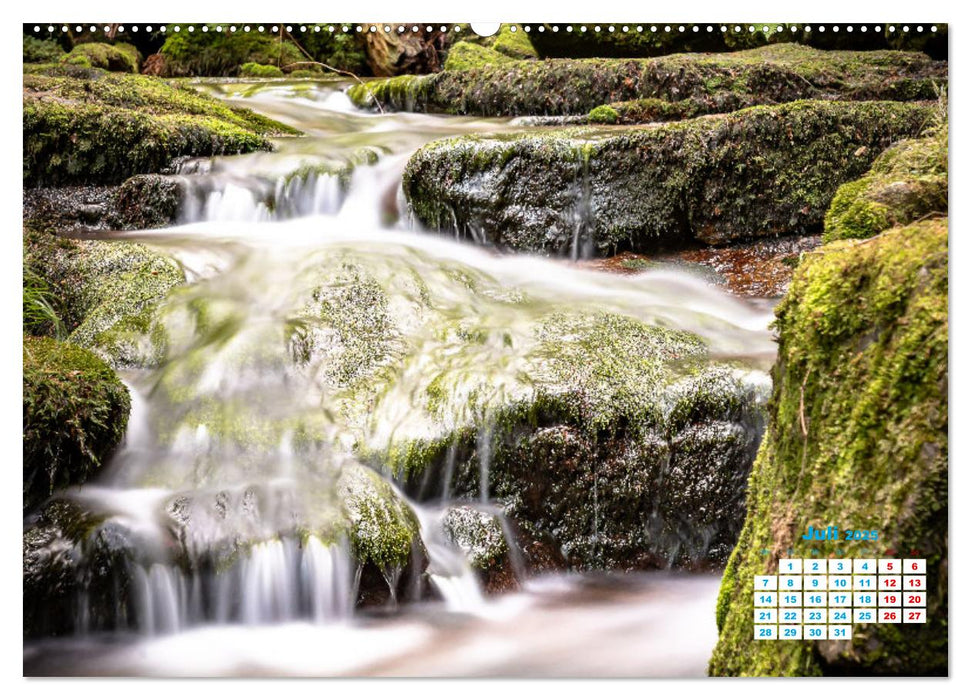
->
(282, 30, 384, 114)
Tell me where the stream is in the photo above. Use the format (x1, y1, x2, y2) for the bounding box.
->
(24, 78, 776, 677)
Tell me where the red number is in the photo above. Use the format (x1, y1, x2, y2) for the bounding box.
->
(911, 562, 918, 571)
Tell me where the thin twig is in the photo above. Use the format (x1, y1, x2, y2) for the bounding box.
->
(282, 30, 384, 113)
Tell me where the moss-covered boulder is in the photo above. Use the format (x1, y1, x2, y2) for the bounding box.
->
(444, 42, 515, 72)
(709, 219, 947, 676)
(349, 45, 945, 117)
(23, 68, 297, 186)
(61, 42, 140, 73)
(490, 26, 539, 60)
(239, 62, 284, 78)
(23, 337, 131, 512)
(375, 313, 768, 571)
(23, 227, 185, 367)
(824, 124, 947, 242)
(404, 100, 935, 254)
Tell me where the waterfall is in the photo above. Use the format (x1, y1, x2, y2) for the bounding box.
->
(25, 78, 775, 651)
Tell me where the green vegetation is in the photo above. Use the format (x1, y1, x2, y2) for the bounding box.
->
(443, 42, 515, 71)
(490, 25, 539, 60)
(587, 105, 619, 124)
(23, 68, 297, 186)
(239, 62, 284, 78)
(23, 35, 64, 63)
(824, 124, 947, 242)
(23, 337, 131, 512)
(158, 26, 304, 76)
(349, 44, 945, 117)
(528, 23, 947, 60)
(61, 42, 140, 72)
(339, 464, 420, 572)
(587, 97, 706, 124)
(404, 100, 935, 254)
(710, 219, 947, 675)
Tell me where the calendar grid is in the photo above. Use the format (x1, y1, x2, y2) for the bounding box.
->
(754, 558, 926, 640)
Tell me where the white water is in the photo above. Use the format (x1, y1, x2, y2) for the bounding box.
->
(25, 78, 775, 675)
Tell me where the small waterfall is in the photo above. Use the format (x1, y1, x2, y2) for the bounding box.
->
(180, 169, 345, 224)
(412, 504, 486, 613)
(128, 536, 352, 635)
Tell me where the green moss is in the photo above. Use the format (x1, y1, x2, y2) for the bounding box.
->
(23, 227, 185, 367)
(339, 464, 419, 572)
(709, 219, 947, 676)
(444, 42, 515, 72)
(348, 44, 945, 117)
(23, 336, 131, 512)
(158, 27, 304, 77)
(239, 62, 284, 78)
(824, 125, 948, 242)
(23, 69, 296, 186)
(404, 100, 936, 254)
(587, 105, 619, 124)
(490, 26, 538, 60)
(61, 42, 139, 73)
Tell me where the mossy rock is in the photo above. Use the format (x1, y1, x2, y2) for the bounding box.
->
(375, 312, 768, 571)
(348, 44, 945, 117)
(112, 174, 187, 229)
(338, 463, 421, 574)
(490, 26, 538, 60)
(23, 337, 131, 512)
(61, 42, 140, 73)
(23, 69, 297, 186)
(709, 219, 947, 676)
(588, 97, 708, 124)
(23, 227, 185, 368)
(403, 100, 936, 255)
(444, 42, 515, 72)
(239, 62, 284, 78)
(824, 124, 948, 242)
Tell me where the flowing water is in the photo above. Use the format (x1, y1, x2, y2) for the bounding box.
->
(24, 78, 776, 676)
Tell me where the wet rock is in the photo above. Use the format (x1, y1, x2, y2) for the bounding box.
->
(23, 337, 131, 513)
(23, 226, 186, 368)
(349, 45, 945, 117)
(442, 505, 517, 591)
(113, 174, 187, 229)
(23, 499, 137, 638)
(403, 100, 936, 254)
(709, 219, 948, 675)
(379, 314, 769, 571)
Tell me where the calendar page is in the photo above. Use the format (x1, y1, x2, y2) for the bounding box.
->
(20, 2, 948, 682)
